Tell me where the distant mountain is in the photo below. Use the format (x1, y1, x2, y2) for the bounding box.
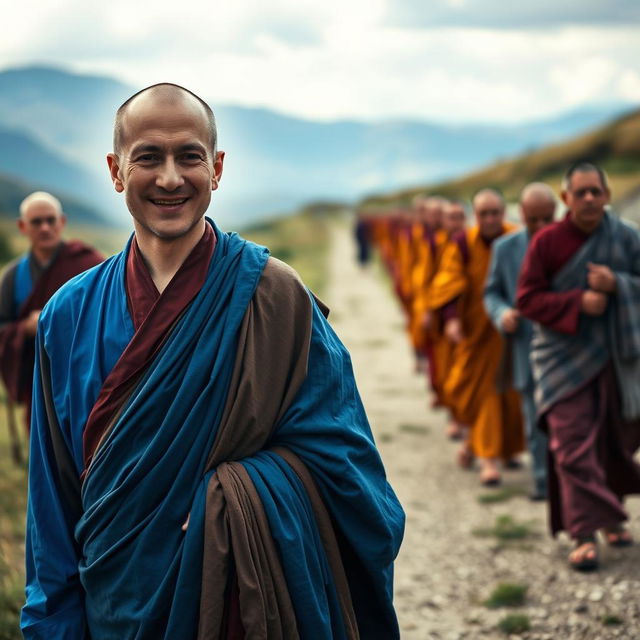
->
(0, 65, 635, 227)
(360, 107, 640, 223)
(0, 172, 110, 225)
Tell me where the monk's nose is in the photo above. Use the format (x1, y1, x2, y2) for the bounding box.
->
(156, 158, 184, 191)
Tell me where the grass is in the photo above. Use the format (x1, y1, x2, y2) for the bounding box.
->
(497, 614, 530, 635)
(484, 583, 528, 609)
(601, 613, 624, 626)
(477, 486, 528, 504)
(398, 424, 429, 435)
(0, 399, 28, 640)
(473, 515, 536, 541)
(242, 206, 337, 297)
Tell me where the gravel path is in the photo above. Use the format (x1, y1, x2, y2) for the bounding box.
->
(324, 221, 640, 640)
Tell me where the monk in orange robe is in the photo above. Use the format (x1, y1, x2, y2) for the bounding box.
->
(410, 196, 448, 379)
(430, 189, 524, 485)
(426, 200, 468, 435)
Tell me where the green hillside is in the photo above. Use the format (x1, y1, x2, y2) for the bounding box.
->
(360, 107, 640, 209)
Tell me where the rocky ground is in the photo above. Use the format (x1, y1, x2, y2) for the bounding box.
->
(325, 222, 640, 640)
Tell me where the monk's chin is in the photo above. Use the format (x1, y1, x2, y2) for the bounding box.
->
(135, 217, 206, 243)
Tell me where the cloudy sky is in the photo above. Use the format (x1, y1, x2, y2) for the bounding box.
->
(2, 0, 640, 124)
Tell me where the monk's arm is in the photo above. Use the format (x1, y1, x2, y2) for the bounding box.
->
(483, 243, 512, 332)
(21, 333, 87, 639)
(516, 237, 582, 334)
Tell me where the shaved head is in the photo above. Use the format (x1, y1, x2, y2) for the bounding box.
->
(113, 83, 217, 156)
(520, 182, 556, 207)
(520, 182, 556, 236)
(19, 191, 63, 219)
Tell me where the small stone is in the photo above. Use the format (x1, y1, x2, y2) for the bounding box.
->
(574, 589, 587, 599)
(574, 603, 589, 613)
(589, 589, 604, 602)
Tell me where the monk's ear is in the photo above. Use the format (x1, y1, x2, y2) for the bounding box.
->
(561, 189, 570, 207)
(212, 151, 225, 191)
(107, 153, 125, 193)
(17, 218, 25, 235)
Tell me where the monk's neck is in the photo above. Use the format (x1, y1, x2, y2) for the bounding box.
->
(31, 241, 63, 267)
(134, 218, 206, 294)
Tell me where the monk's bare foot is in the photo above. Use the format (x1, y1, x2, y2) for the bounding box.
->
(479, 459, 501, 486)
(569, 538, 599, 571)
(445, 421, 464, 440)
(456, 443, 475, 470)
(604, 526, 633, 547)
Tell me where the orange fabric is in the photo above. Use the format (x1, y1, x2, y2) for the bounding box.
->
(429, 223, 524, 459)
(408, 227, 448, 355)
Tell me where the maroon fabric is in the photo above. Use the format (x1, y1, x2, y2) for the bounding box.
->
(82, 224, 216, 473)
(0, 241, 103, 408)
(224, 571, 245, 640)
(545, 364, 640, 538)
(516, 213, 589, 334)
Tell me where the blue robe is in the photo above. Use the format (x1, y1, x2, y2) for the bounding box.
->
(21, 223, 404, 639)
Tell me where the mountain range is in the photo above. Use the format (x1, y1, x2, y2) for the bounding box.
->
(0, 65, 635, 227)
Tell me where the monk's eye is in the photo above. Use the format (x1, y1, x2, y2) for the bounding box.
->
(181, 153, 205, 163)
(135, 154, 160, 163)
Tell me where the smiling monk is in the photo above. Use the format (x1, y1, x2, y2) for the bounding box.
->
(21, 84, 404, 639)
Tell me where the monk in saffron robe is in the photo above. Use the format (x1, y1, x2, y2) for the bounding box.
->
(0, 192, 103, 431)
(21, 84, 404, 639)
(517, 162, 640, 571)
(409, 196, 449, 389)
(430, 189, 524, 485)
(427, 200, 468, 436)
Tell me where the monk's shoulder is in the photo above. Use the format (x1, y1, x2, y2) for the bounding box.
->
(40, 252, 121, 329)
(527, 220, 564, 255)
(493, 228, 525, 254)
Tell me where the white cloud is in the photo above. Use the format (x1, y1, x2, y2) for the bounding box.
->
(0, 2, 638, 123)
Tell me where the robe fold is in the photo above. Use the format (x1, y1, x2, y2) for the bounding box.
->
(22, 220, 404, 639)
(429, 225, 524, 459)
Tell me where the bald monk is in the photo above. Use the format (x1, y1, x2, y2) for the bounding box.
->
(0, 192, 103, 431)
(430, 189, 524, 485)
(22, 83, 404, 638)
(409, 195, 447, 377)
(427, 200, 468, 436)
(517, 162, 640, 571)
(484, 183, 556, 500)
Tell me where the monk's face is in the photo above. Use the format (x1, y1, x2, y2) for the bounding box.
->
(474, 193, 504, 240)
(423, 202, 443, 230)
(521, 198, 555, 236)
(562, 170, 610, 234)
(442, 204, 466, 235)
(18, 200, 66, 254)
(107, 93, 224, 242)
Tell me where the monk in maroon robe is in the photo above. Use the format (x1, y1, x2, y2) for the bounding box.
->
(0, 192, 103, 430)
(517, 162, 640, 571)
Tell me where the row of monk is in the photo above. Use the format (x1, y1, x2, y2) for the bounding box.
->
(358, 162, 640, 571)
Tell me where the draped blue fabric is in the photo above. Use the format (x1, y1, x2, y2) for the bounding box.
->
(22, 221, 404, 639)
(14, 253, 32, 309)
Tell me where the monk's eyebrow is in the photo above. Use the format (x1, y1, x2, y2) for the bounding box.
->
(129, 143, 208, 156)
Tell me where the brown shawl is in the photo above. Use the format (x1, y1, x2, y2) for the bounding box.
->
(198, 257, 358, 640)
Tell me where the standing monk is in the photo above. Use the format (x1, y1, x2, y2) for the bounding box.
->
(0, 192, 103, 431)
(430, 189, 524, 485)
(428, 200, 467, 437)
(517, 162, 640, 571)
(410, 196, 447, 379)
(21, 83, 404, 639)
(484, 183, 556, 500)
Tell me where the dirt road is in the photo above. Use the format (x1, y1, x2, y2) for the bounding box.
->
(324, 220, 640, 640)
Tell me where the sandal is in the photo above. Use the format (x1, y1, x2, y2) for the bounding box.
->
(604, 526, 633, 548)
(569, 537, 599, 572)
(446, 422, 464, 441)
